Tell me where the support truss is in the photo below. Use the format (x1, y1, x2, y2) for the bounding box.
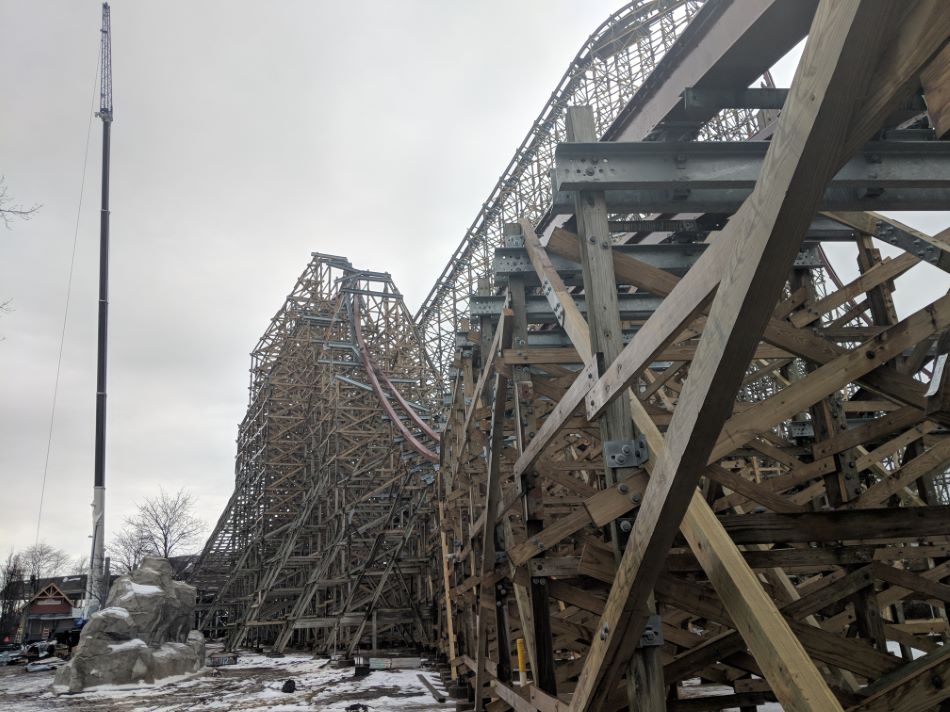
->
(413, 0, 776, 384)
(190, 254, 441, 654)
(436, 2, 950, 711)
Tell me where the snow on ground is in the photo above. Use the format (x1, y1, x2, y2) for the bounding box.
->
(0, 649, 454, 712)
(1, 646, 842, 711)
(679, 679, 783, 711)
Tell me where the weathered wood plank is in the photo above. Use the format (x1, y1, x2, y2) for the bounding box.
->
(571, 2, 903, 709)
(718, 506, 950, 544)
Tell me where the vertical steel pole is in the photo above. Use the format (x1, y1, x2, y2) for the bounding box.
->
(86, 2, 112, 618)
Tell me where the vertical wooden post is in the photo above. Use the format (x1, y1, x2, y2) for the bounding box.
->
(372, 609, 378, 652)
(438, 498, 459, 678)
(506, 223, 558, 694)
(473, 312, 513, 711)
(566, 105, 666, 711)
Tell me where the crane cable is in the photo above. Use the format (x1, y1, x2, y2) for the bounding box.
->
(34, 52, 101, 547)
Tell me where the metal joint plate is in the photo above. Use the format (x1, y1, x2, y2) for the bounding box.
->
(604, 437, 649, 468)
(637, 613, 664, 648)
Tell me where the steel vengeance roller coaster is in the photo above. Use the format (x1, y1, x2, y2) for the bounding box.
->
(192, 2, 950, 709)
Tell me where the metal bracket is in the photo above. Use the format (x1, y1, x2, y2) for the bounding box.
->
(788, 420, 815, 439)
(637, 613, 664, 648)
(793, 246, 822, 269)
(877, 221, 946, 265)
(604, 437, 649, 469)
(504, 233, 525, 249)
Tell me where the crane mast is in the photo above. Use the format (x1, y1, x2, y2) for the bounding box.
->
(85, 1, 113, 618)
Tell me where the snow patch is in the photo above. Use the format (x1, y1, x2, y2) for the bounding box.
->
(107, 638, 147, 653)
(119, 582, 163, 600)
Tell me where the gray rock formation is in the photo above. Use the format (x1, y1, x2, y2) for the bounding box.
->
(54, 557, 206, 693)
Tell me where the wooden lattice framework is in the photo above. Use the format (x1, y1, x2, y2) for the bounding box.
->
(186, 2, 950, 709)
(436, 3, 950, 711)
(190, 253, 442, 654)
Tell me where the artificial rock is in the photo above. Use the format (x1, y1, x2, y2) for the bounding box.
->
(54, 557, 205, 692)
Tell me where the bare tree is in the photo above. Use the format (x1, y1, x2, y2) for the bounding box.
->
(70, 554, 89, 576)
(0, 176, 41, 228)
(21, 542, 70, 580)
(107, 525, 149, 574)
(0, 552, 25, 640)
(0, 173, 33, 340)
(127, 488, 205, 560)
(0, 299, 10, 342)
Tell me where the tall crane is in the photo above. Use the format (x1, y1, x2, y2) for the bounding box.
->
(85, 1, 113, 618)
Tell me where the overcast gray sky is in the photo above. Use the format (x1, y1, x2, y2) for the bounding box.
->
(1, 2, 947, 567)
(0, 0, 626, 562)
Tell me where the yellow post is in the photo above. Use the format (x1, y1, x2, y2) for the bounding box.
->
(516, 637, 527, 687)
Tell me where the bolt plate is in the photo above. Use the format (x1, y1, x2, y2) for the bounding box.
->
(604, 438, 649, 468)
(637, 613, 664, 648)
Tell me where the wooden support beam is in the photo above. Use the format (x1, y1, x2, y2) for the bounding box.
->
(507, 262, 556, 697)
(565, 107, 665, 711)
(850, 643, 950, 711)
(718, 506, 950, 544)
(524, 196, 842, 712)
(857, 436, 950, 506)
(712, 294, 950, 463)
(525, 214, 846, 712)
(923, 44, 950, 138)
(474, 317, 515, 710)
(788, 252, 918, 328)
(570, 2, 923, 709)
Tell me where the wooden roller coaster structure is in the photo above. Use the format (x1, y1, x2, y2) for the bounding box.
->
(194, 1, 950, 710)
(190, 254, 441, 654)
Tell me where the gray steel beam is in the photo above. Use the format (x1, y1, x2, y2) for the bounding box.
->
(875, 220, 950, 271)
(604, 215, 853, 239)
(496, 244, 705, 281)
(554, 141, 950, 192)
(551, 186, 950, 214)
(469, 293, 664, 323)
(493, 243, 822, 287)
(683, 87, 790, 116)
